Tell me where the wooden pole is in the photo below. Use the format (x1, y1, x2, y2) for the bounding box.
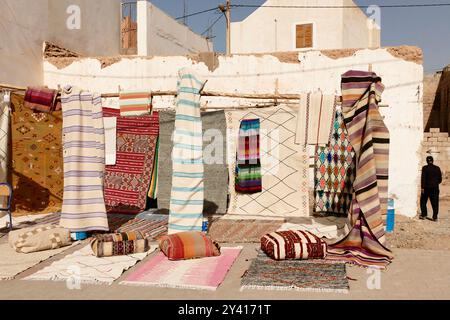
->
(225, 0, 231, 55)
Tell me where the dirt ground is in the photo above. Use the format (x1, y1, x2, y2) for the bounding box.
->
(386, 185, 450, 251)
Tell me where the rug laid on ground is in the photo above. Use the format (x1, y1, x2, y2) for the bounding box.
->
(116, 214, 168, 240)
(157, 110, 229, 215)
(314, 107, 355, 216)
(0, 237, 79, 280)
(10, 93, 63, 215)
(207, 219, 284, 243)
(326, 212, 393, 269)
(120, 247, 242, 290)
(226, 106, 309, 218)
(241, 251, 349, 293)
(103, 108, 159, 214)
(23, 244, 158, 285)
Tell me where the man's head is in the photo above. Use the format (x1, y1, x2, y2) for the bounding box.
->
(426, 156, 434, 165)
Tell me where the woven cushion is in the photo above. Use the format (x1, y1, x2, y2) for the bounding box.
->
(90, 231, 149, 257)
(261, 230, 327, 261)
(159, 231, 221, 260)
(8, 224, 71, 254)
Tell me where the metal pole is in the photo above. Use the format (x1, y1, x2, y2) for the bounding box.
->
(226, 0, 231, 55)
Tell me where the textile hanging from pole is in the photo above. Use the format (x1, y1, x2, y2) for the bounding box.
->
(341, 70, 389, 243)
(168, 68, 206, 234)
(326, 70, 392, 269)
(60, 87, 109, 232)
(235, 119, 262, 194)
(226, 106, 309, 218)
(0, 91, 10, 183)
(10, 93, 63, 215)
(103, 108, 159, 214)
(314, 108, 355, 216)
(295, 93, 337, 146)
(156, 110, 228, 215)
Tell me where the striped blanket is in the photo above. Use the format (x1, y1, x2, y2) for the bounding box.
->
(326, 70, 393, 269)
(341, 70, 389, 243)
(168, 68, 206, 234)
(60, 87, 109, 232)
(235, 119, 262, 194)
(119, 91, 152, 117)
(103, 108, 159, 214)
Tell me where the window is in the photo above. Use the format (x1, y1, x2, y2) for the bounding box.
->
(295, 23, 313, 49)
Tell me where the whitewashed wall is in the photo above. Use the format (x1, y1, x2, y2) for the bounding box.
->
(43, 48, 423, 217)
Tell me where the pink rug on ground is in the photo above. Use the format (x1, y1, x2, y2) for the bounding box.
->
(120, 247, 242, 291)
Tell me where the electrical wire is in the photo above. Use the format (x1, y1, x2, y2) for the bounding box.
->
(232, 3, 450, 9)
(175, 7, 219, 20)
(201, 14, 225, 36)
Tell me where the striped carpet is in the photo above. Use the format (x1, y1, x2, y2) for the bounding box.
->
(60, 87, 109, 232)
(341, 70, 389, 243)
(168, 68, 206, 234)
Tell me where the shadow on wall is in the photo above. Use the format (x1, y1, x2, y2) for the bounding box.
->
(11, 171, 51, 213)
(425, 67, 450, 132)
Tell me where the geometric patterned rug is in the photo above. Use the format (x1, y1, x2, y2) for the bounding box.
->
(241, 251, 349, 293)
(314, 108, 355, 216)
(226, 106, 309, 218)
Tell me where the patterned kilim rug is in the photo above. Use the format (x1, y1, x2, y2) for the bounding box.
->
(24, 244, 158, 285)
(116, 214, 168, 240)
(103, 108, 159, 214)
(226, 106, 309, 218)
(241, 252, 349, 293)
(10, 93, 64, 215)
(0, 237, 80, 280)
(120, 247, 242, 291)
(208, 219, 284, 243)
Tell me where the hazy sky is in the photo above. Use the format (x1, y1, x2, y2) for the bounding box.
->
(138, 0, 450, 73)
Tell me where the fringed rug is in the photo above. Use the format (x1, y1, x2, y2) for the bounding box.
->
(241, 252, 349, 293)
(24, 244, 158, 285)
(120, 247, 242, 291)
(208, 219, 284, 243)
(0, 237, 79, 280)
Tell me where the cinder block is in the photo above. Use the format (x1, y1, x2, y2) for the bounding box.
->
(424, 132, 433, 138)
(439, 138, 448, 142)
(430, 128, 441, 133)
(438, 133, 449, 138)
(428, 138, 438, 142)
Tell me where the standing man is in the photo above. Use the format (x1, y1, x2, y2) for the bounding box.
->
(420, 156, 442, 221)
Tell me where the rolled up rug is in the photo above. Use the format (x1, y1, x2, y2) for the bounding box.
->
(90, 231, 150, 257)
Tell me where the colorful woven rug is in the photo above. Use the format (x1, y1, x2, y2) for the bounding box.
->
(10, 93, 63, 215)
(235, 119, 262, 194)
(326, 212, 393, 270)
(116, 214, 168, 240)
(120, 247, 242, 290)
(207, 219, 284, 243)
(24, 244, 158, 285)
(226, 106, 309, 218)
(103, 108, 159, 214)
(314, 108, 355, 216)
(241, 251, 349, 293)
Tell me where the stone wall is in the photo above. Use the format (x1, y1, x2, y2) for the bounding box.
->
(423, 128, 450, 179)
(424, 67, 450, 132)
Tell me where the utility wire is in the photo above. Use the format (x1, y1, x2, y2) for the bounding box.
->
(232, 3, 450, 9)
(175, 7, 219, 20)
(201, 14, 224, 36)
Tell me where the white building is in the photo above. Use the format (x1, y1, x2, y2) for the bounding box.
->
(0, 0, 213, 86)
(231, 0, 380, 54)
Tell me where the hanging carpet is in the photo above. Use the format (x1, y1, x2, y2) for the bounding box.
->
(226, 106, 309, 218)
(10, 93, 63, 215)
(103, 108, 159, 214)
